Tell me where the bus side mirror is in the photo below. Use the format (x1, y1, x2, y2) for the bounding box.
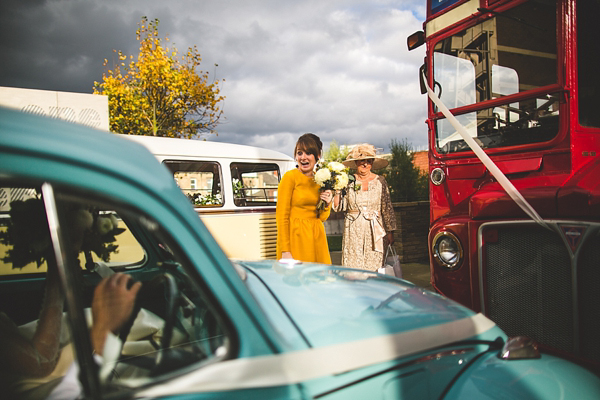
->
(419, 64, 427, 95)
(407, 31, 425, 51)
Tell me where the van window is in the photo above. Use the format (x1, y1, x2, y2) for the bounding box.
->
(230, 163, 280, 206)
(164, 161, 223, 207)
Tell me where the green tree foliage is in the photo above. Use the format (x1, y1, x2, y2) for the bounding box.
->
(324, 140, 350, 163)
(94, 17, 225, 137)
(382, 139, 428, 202)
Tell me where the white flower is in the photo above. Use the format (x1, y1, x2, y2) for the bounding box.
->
(71, 209, 94, 233)
(109, 214, 119, 229)
(329, 162, 346, 173)
(96, 215, 115, 235)
(314, 168, 331, 186)
(334, 173, 349, 190)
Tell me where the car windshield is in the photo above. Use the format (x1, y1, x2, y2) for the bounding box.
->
(242, 264, 473, 348)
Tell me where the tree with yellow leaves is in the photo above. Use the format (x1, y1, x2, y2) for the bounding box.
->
(94, 17, 225, 137)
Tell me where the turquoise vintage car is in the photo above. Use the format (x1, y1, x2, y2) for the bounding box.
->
(0, 107, 599, 399)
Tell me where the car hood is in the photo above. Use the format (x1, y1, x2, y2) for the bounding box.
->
(237, 260, 492, 348)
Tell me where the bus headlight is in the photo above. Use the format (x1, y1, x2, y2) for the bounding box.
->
(431, 168, 445, 185)
(432, 231, 463, 269)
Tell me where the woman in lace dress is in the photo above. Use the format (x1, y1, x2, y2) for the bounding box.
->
(333, 144, 396, 271)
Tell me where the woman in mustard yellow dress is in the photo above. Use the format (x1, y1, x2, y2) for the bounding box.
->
(276, 133, 334, 263)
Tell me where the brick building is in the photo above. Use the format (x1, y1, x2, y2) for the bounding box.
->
(412, 150, 428, 174)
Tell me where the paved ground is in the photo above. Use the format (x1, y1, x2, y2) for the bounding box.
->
(330, 251, 433, 291)
(400, 262, 434, 291)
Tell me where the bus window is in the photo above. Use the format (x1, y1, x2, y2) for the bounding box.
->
(230, 163, 280, 206)
(164, 161, 224, 207)
(432, 1, 559, 154)
(433, 1, 556, 107)
(577, 1, 600, 128)
(433, 52, 476, 109)
(436, 92, 560, 154)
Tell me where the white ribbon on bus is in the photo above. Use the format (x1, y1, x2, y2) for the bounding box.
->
(423, 71, 550, 230)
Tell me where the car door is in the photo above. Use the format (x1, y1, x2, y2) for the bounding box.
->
(0, 183, 306, 399)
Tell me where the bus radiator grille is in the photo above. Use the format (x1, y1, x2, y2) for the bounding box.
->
(484, 222, 600, 364)
(484, 224, 574, 354)
(577, 235, 600, 360)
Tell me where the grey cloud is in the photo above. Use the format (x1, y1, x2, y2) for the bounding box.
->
(0, 0, 428, 155)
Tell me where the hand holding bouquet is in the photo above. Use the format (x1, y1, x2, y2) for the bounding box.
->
(314, 161, 349, 212)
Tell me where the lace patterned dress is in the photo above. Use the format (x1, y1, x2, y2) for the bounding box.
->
(333, 175, 396, 271)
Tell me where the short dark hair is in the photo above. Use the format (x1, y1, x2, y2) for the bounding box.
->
(294, 133, 322, 159)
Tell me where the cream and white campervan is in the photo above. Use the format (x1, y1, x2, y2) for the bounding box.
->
(124, 136, 295, 260)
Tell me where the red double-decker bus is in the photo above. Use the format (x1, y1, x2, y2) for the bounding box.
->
(408, 0, 600, 369)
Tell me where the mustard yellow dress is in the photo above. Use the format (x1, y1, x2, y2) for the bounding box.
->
(276, 169, 331, 263)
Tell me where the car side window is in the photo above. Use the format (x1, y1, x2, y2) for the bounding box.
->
(0, 185, 230, 399)
(1, 187, 47, 275)
(164, 160, 223, 207)
(52, 192, 230, 395)
(230, 162, 281, 206)
(0, 186, 145, 277)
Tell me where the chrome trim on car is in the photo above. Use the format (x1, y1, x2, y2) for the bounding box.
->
(500, 336, 540, 360)
(42, 183, 101, 395)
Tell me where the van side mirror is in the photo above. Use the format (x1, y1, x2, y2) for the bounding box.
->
(407, 31, 425, 51)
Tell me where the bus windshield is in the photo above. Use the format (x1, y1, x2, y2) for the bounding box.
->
(432, 0, 559, 154)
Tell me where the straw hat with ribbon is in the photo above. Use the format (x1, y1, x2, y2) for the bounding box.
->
(342, 143, 389, 170)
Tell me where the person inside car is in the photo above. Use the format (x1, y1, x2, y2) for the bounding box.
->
(0, 269, 141, 400)
(46, 272, 141, 400)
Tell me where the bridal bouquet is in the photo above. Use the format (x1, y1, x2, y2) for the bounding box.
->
(314, 161, 349, 212)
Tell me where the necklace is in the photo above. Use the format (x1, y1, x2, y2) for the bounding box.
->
(356, 172, 374, 182)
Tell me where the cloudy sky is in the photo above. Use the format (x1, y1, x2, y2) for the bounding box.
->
(0, 0, 428, 157)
